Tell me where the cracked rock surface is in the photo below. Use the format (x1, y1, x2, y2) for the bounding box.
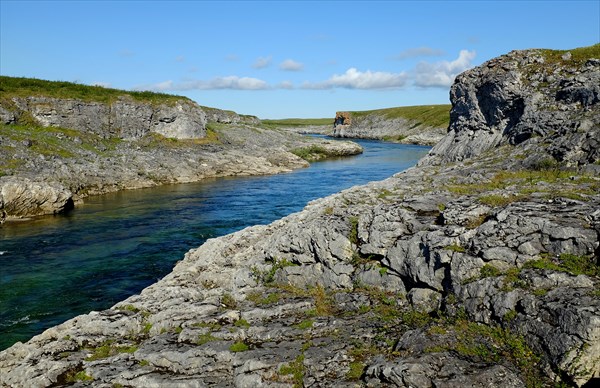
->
(1, 47, 600, 387)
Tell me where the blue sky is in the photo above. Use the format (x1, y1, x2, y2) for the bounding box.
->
(1, 1, 599, 119)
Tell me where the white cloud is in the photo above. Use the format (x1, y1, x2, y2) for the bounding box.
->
(253, 56, 272, 69)
(279, 59, 304, 71)
(225, 54, 240, 62)
(148, 80, 174, 91)
(414, 49, 476, 87)
(305, 68, 408, 90)
(135, 76, 269, 91)
(175, 55, 185, 62)
(278, 80, 294, 89)
(394, 46, 445, 60)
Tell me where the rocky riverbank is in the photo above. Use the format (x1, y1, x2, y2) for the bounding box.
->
(1, 45, 599, 387)
(332, 105, 450, 146)
(0, 79, 362, 221)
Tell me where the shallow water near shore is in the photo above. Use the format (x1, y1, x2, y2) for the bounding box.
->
(0, 138, 430, 350)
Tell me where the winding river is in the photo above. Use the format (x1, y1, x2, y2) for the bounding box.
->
(0, 138, 430, 350)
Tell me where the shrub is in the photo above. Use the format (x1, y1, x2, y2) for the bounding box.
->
(229, 341, 249, 352)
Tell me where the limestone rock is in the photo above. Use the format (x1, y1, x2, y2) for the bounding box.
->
(421, 48, 600, 166)
(333, 110, 446, 146)
(5, 96, 207, 140)
(0, 177, 73, 219)
(2, 46, 600, 387)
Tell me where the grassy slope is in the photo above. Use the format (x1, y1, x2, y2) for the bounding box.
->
(0, 76, 188, 105)
(263, 105, 452, 129)
(349, 104, 451, 129)
(537, 43, 600, 65)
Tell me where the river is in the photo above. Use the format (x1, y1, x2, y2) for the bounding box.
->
(0, 138, 430, 350)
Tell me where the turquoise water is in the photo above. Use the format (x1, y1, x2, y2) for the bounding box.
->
(0, 138, 430, 350)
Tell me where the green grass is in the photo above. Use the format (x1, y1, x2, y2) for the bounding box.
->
(346, 361, 365, 380)
(480, 264, 502, 278)
(348, 216, 360, 246)
(294, 319, 314, 330)
(0, 75, 187, 105)
(84, 341, 138, 361)
(252, 257, 298, 285)
(290, 145, 331, 161)
(234, 319, 251, 329)
(348, 104, 451, 128)
(65, 370, 94, 383)
(523, 253, 599, 277)
(279, 353, 305, 388)
(446, 168, 598, 198)
(0, 123, 123, 169)
(229, 341, 249, 352)
(444, 244, 466, 253)
(537, 44, 600, 66)
(221, 293, 237, 309)
(197, 333, 220, 345)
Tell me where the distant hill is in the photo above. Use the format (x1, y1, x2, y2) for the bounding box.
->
(333, 104, 451, 145)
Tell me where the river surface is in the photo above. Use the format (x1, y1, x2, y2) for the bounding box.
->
(0, 138, 430, 350)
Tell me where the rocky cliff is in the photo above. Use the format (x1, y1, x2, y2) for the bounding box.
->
(333, 105, 450, 146)
(1, 46, 600, 388)
(421, 48, 600, 166)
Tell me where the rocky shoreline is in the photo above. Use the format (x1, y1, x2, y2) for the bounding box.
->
(1, 46, 600, 387)
(0, 89, 362, 221)
(332, 107, 449, 146)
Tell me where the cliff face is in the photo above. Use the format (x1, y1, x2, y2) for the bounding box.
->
(422, 48, 600, 166)
(1, 47, 599, 387)
(2, 96, 208, 140)
(332, 106, 449, 146)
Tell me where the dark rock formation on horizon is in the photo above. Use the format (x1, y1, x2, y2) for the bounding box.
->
(1, 45, 599, 387)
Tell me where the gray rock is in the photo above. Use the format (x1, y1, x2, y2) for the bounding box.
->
(332, 111, 446, 146)
(2, 47, 599, 387)
(0, 177, 73, 219)
(407, 288, 442, 313)
(7, 96, 207, 140)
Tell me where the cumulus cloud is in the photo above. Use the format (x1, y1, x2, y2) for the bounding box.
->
(253, 56, 272, 69)
(135, 76, 269, 91)
(278, 80, 294, 89)
(414, 49, 476, 87)
(393, 46, 445, 60)
(304, 68, 408, 90)
(279, 59, 304, 71)
(146, 80, 174, 91)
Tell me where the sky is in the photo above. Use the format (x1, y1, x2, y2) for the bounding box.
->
(1, 1, 599, 119)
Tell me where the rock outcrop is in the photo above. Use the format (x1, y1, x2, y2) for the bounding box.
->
(3, 96, 208, 140)
(0, 177, 73, 221)
(333, 107, 449, 145)
(1, 46, 599, 387)
(421, 49, 600, 166)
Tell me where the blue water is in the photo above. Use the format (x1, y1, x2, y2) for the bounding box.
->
(0, 138, 430, 350)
